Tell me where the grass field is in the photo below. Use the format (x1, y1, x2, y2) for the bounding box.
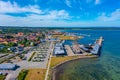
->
(17, 70, 28, 80)
(0, 75, 6, 80)
(25, 69, 46, 80)
(52, 35, 83, 40)
(50, 56, 79, 68)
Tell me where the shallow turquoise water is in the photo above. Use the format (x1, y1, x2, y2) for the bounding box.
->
(56, 30, 120, 80)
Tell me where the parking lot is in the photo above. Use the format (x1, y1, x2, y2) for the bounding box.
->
(4, 41, 53, 80)
(32, 42, 51, 62)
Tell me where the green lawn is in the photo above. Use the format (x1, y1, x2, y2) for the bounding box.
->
(0, 75, 6, 80)
(50, 56, 80, 68)
(17, 70, 28, 80)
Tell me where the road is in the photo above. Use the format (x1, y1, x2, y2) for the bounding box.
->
(0, 52, 22, 63)
(0, 43, 39, 63)
(0, 47, 32, 63)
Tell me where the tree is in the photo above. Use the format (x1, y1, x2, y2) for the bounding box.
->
(36, 36, 40, 41)
(41, 34, 45, 38)
(7, 42, 17, 47)
(5, 35, 13, 39)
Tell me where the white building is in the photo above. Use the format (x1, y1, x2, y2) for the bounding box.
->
(54, 42, 65, 55)
(0, 63, 17, 70)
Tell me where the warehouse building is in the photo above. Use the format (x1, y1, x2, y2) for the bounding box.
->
(0, 63, 17, 70)
(53, 42, 66, 55)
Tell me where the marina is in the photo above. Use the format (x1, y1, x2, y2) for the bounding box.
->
(50, 33, 104, 80)
(52, 36, 103, 56)
(50, 30, 120, 80)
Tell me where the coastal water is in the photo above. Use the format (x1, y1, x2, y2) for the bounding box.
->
(56, 30, 120, 80)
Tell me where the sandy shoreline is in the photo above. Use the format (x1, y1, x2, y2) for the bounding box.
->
(50, 55, 98, 80)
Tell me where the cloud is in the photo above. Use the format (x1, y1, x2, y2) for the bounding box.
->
(0, 13, 69, 27)
(0, 0, 120, 27)
(0, 1, 70, 19)
(0, 1, 72, 27)
(48, 10, 70, 19)
(25, 10, 71, 21)
(0, 9, 71, 27)
(64, 0, 72, 8)
(95, 0, 100, 5)
(97, 9, 120, 21)
(0, 12, 120, 27)
(0, 1, 42, 14)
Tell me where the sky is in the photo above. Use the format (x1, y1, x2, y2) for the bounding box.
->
(0, 0, 120, 27)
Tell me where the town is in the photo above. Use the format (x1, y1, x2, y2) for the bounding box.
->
(0, 27, 103, 80)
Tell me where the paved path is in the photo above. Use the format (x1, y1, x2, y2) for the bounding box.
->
(45, 42, 53, 80)
(45, 55, 51, 80)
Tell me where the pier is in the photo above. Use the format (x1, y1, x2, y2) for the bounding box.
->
(91, 36, 103, 55)
(96, 36, 103, 46)
(65, 45, 74, 56)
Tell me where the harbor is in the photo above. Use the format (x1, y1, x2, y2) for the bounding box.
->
(50, 32, 104, 80)
(52, 36, 103, 56)
(0, 29, 104, 80)
(47, 30, 104, 57)
(48, 29, 120, 80)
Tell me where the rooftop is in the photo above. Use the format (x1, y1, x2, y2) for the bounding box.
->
(0, 63, 17, 70)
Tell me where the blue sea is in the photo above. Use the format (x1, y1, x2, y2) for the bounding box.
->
(55, 29, 120, 80)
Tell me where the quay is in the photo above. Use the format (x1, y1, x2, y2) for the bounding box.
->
(65, 45, 74, 56)
(64, 36, 104, 56)
(52, 36, 104, 57)
(96, 36, 103, 46)
(91, 36, 103, 55)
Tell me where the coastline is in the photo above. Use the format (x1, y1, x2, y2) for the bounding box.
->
(50, 55, 98, 80)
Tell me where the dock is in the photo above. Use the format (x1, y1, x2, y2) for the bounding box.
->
(65, 45, 74, 56)
(65, 45, 90, 56)
(91, 36, 103, 55)
(95, 36, 103, 46)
